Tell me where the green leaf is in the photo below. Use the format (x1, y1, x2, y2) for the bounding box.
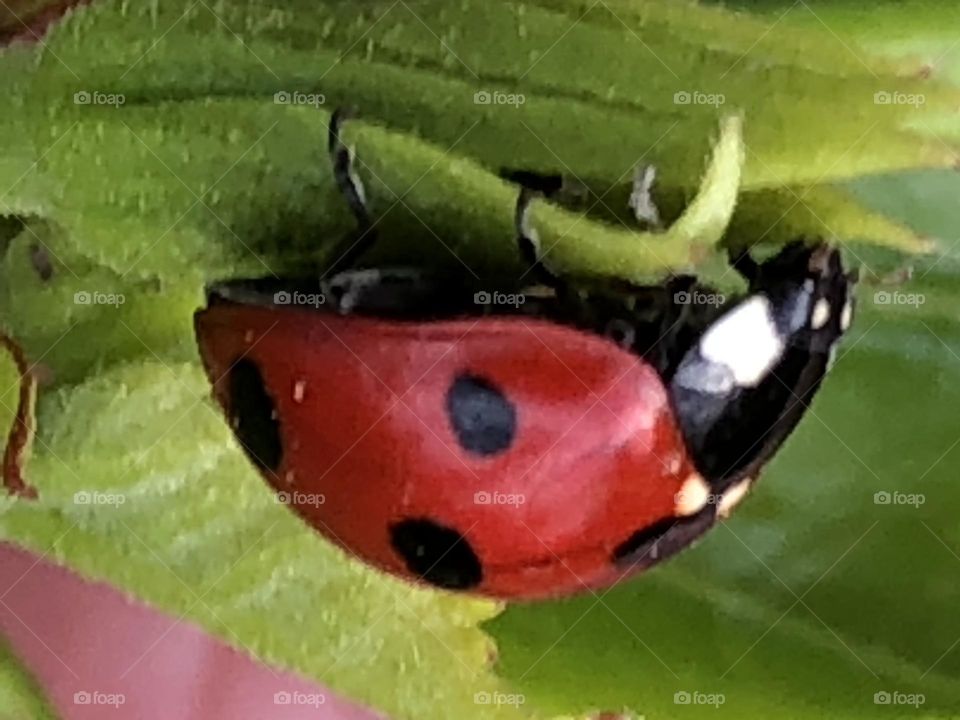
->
(727, 184, 934, 255)
(5, 0, 960, 190)
(0, 637, 55, 720)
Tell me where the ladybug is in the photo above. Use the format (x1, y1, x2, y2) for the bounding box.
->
(194, 110, 857, 600)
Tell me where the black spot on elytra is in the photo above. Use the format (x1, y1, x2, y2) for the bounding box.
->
(228, 358, 282, 472)
(446, 374, 516, 456)
(390, 518, 483, 590)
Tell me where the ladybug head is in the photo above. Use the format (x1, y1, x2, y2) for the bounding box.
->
(668, 240, 857, 492)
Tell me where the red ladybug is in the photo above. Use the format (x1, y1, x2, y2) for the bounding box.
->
(194, 111, 857, 600)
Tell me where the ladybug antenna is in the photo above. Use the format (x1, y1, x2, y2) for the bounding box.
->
(1, 334, 38, 500)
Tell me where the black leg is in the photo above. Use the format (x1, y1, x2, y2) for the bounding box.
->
(515, 188, 566, 292)
(500, 168, 588, 205)
(324, 108, 378, 277)
(727, 246, 760, 285)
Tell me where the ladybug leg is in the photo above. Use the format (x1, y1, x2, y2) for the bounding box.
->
(324, 107, 378, 277)
(627, 164, 663, 230)
(0, 334, 38, 500)
(727, 246, 760, 284)
(515, 187, 568, 294)
(500, 168, 588, 205)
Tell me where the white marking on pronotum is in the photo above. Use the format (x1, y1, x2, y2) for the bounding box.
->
(840, 299, 853, 332)
(675, 474, 711, 516)
(718, 478, 752, 519)
(293, 380, 306, 403)
(699, 295, 785, 388)
(811, 298, 831, 330)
